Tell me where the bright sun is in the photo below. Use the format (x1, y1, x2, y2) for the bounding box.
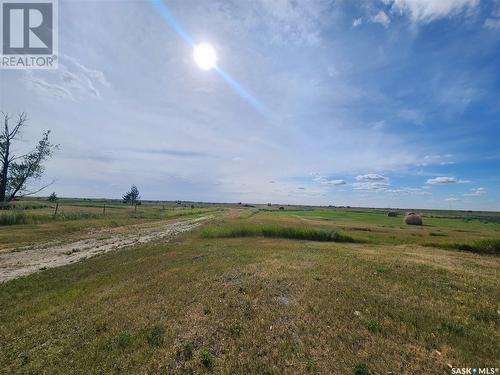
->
(193, 43, 217, 70)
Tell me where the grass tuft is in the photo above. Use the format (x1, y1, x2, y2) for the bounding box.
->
(116, 331, 133, 349)
(366, 320, 383, 333)
(0, 211, 28, 226)
(177, 341, 194, 361)
(201, 224, 359, 243)
(200, 349, 214, 369)
(145, 324, 165, 347)
(440, 321, 465, 336)
(353, 362, 370, 375)
(305, 358, 316, 371)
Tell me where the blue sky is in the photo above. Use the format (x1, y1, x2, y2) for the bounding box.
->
(0, 0, 499, 210)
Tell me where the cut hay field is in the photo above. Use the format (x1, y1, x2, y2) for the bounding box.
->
(0, 201, 499, 374)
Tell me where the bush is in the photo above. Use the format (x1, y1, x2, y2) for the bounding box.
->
(201, 224, 358, 243)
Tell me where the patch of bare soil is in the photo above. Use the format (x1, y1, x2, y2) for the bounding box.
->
(0, 216, 211, 283)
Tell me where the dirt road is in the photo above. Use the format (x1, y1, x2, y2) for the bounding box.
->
(0, 216, 210, 283)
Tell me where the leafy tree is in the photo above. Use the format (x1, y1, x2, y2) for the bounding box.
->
(0, 112, 57, 202)
(123, 185, 140, 205)
(48, 192, 58, 202)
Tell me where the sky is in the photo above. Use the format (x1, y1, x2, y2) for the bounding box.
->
(0, 0, 499, 210)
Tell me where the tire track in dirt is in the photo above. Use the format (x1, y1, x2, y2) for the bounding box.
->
(0, 216, 211, 283)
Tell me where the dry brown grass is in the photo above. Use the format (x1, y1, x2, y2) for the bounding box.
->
(1, 206, 499, 374)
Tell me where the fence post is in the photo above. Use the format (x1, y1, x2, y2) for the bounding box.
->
(103, 204, 106, 216)
(134, 204, 137, 213)
(53, 203, 59, 219)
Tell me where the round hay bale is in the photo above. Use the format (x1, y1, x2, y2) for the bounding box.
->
(388, 211, 398, 217)
(404, 213, 422, 225)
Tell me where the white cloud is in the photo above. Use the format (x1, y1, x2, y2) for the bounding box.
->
(371, 11, 391, 28)
(385, 187, 431, 195)
(25, 56, 110, 101)
(419, 154, 455, 166)
(426, 177, 469, 185)
(356, 173, 389, 182)
(254, 0, 334, 46)
(353, 182, 390, 190)
(484, 17, 500, 29)
(312, 173, 347, 186)
(390, 0, 480, 24)
(445, 197, 459, 201)
(372, 120, 385, 130)
(327, 65, 338, 77)
(398, 109, 424, 125)
(463, 187, 486, 196)
(325, 179, 347, 185)
(352, 17, 363, 27)
(426, 176, 457, 185)
(25, 73, 75, 101)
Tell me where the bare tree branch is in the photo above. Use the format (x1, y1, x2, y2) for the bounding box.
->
(0, 112, 56, 202)
(17, 179, 55, 198)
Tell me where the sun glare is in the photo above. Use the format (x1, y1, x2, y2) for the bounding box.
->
(193, 43, 217, 70)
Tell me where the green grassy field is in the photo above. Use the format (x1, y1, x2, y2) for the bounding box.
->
(0, 200, 499, 374)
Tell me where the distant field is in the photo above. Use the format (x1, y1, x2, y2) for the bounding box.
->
(0, 200, 499, 374)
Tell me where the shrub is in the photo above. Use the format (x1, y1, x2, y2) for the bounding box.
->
(387, 211, 398, 217)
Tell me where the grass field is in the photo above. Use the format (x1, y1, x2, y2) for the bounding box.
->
(0, 200, 499, 374)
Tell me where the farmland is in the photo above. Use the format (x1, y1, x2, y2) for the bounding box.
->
(0, 199, 499, 374)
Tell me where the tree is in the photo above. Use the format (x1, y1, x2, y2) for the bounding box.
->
(0, 112, 57, 202)
(122, 185, 140, 205)
(48, 192, 58, 202)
